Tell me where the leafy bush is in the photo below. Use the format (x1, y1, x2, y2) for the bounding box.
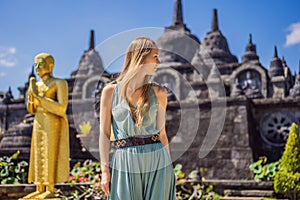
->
(58, 160, 105, 200)
(249, 156, 281, 181)
(274, 123, 300, 200)
(0, 151, 28, 184)
(0, 151, 220, 199)
(174, 164, 220, 200)
(59, 162, 219, 200)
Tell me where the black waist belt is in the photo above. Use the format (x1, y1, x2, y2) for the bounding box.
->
(113, 134, 160, 148)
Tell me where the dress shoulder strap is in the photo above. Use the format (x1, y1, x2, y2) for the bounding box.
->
(150, 82, 169, 93)
(149, 82, 163, 104)
(111, 81, 119, 109)
(150, 81, 160, 87)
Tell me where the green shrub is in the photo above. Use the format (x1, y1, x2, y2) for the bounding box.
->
(0, 151, 28, 184)
(58, 160, 105, 199)
(174, 164, 220, 200)
(60, 162, 220, 200)
(249, 156, 281, 181)
(274, 123, 300, 200)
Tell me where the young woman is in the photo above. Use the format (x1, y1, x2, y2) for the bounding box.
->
(99, 37, 176, 200)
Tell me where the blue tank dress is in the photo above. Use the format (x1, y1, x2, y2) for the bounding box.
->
(107, 82, 176, 200)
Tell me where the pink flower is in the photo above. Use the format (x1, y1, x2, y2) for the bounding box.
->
(78, 177, 84, 183)
(85, 178, 90, 182)
(69, 176, 74, 181)
(95, 182, 101, 188)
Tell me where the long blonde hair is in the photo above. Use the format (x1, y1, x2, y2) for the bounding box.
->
(116, 37, 157, 128)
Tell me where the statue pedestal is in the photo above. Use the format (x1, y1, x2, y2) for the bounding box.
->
(19, 191, 62, 200)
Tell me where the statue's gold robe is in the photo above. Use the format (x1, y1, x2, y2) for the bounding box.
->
(27, 78, 69, 184)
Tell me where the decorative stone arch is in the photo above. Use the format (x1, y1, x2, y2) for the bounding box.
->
(152, 67, 182, 100)
(231, 63, 267, 98)
(82, 76, 110, 99)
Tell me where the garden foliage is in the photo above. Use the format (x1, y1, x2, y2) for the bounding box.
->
(174, 164, 220, 200)
(0, 153, 221, 199)
(249, 156, 281, 182)
(0, 150, 28, 184)
(274, 123, 300, 200)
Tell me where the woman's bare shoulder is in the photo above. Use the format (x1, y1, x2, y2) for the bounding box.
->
(102, 83, 116, 93)
(151, 83, 167, 106)
(151, 83, 167, 96)
(101, 83, 116, 101)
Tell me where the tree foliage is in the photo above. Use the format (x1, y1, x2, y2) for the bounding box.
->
(274, 123, 300, 200)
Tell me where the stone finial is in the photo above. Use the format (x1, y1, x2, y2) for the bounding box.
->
(274, 45, 278, 58)
(29, 64, 36, 79)
(249, 34, 253, 44)
(71, 30, 104, 80)
(298, 59, 300, 74)
(281, 56, 290, 72)
(269, 46, 284, 77)
(282, 56, 286, 64)
(8, 87, 12, 97)
(156, 0, 200, 64)
(247, 34, 256, 52)
(193, 8, 238, 69)
(89, 30, 95, 50)
(242, 34, 259, 63)
(212, 9, 219, 32)
(3, 86, 13, 104)
(173, 0, 184, 26)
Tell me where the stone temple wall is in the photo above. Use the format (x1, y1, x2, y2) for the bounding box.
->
(250, 97, 300, 162)
(0, 103, 27, 131)
(2, 95, 300, 179)
(167, 97, 254, 179)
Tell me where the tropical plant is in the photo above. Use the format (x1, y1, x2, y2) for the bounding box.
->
(58, 161, 220, 199)
(249, 156, 281, 181)
(58, 160, 105, 200)
(0, 151, 28, 184)
(0, 151, 220, 199)
(274, 123, 300, 200)
(174, 164, 220, 200)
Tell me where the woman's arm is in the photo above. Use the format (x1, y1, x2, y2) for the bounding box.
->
(154, 86, 171, 157)
(99, 84, 115, 196)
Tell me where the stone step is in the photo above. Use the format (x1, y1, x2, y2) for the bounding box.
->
(204, 179, 273, 190)
(224, 189, 274, 197)
(220, 197, 267, 200)
(220, 197, 288, 200)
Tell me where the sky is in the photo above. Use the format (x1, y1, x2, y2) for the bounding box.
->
(0, 0, 300, 97)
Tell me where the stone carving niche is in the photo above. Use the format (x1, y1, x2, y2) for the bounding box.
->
(231, 69, 263, 98)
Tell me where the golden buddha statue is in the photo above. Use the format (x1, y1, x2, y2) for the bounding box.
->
(20, 53, 70, 200)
